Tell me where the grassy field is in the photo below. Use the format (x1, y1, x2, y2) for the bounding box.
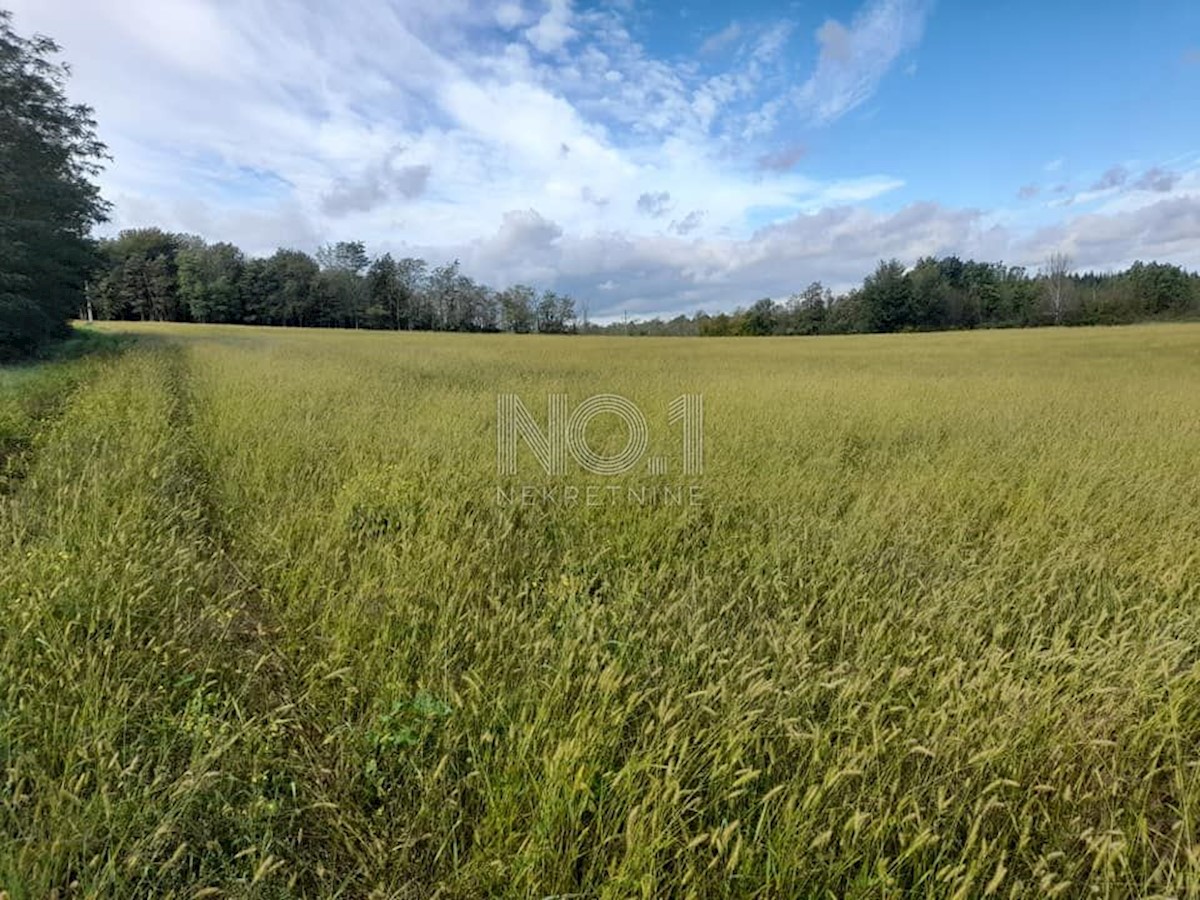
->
(2, 322, 1199, 898)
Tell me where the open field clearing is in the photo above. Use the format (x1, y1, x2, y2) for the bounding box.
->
(2, 322, 1200, 897)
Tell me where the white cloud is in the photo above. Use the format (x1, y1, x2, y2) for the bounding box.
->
(524, 0, 577, 53)
(797, 0, 930, 123)
(1022, 195, 1200, 270)
(752, 22, 794, 63)
(699, 22, 743, 56)
(495, 2, 528, 29)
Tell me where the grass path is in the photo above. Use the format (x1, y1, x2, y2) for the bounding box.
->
(1, 343, 303, 895)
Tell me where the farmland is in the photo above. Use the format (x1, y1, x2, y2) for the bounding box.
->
(2, 322, 1200, 898)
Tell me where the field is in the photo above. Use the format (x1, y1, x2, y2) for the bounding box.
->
(2, 322, 1200, 898)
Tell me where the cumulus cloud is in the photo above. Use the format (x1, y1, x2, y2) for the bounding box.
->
(1022, 196, 1200, 269)
(495, 2, 528, 29)
(468, 208, 564, 283)
(322, 151, 431, 216)
(525, 0, 577, 53)
(1017, 184, 1040, 200)
(5, 0, 915, 266)
(796, 0, 930, 123)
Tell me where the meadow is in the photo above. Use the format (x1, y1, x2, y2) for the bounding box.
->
(2, 321, 1199, 898)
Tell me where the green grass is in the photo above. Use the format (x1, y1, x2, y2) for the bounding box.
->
(2, 321, 1199, 898)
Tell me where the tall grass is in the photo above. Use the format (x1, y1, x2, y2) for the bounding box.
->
(0, 328, 129, 493)
(2, 322, 1199, 897)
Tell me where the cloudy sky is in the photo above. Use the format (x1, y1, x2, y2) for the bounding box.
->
(9, 0, 1200, 318)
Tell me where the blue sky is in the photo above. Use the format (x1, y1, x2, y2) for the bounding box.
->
(9, 0, 1200, 318)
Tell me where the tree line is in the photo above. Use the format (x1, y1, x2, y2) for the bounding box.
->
(3, 8, 1198, 359)
(60, 227, 1200, 342)
(594, 256, 1200, 336)
(87, 230, 580, 334)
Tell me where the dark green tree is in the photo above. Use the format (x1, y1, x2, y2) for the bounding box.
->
(786, 282, 830, 334)
(740, 298, 778, 335)
(366, 254, 403, 329)
(89, 228, 184, 321)
(907, 257, 948, 329)
(0, 10, 109, 357)
(1127, 261, 1195, 315)
(266, 249, 320, 327)
(860, 259, 913, 332)
(177, 240, 245, 323)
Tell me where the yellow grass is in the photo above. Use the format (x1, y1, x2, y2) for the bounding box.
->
(2, 321, 1199, 897)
